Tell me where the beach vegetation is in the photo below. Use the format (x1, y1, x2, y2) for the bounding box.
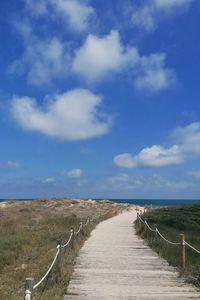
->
(135, 204, 200, 287)
(0, 199, 124, 299)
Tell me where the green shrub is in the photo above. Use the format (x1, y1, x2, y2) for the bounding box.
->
(135, 204, 200, 287)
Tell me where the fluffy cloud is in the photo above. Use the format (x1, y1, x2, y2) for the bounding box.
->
(132, 5, 155, 31)
(133, 54, 176, 92)
(66, 168, 83, 178)
(114, 122, 200, 168)
(10, 0, 95, 85)
(134, 145, 182, 166)
(72, 30, 138, 83)
(132, 0, 193, 30)
(170, 122, 200, 154)
(114, 145, 182, 168)
(73, 30, 175, 92)
(52, 0, 94, 32)
(10, 37, 70, 86)
(12, 8, 175, 92)
(113, 154, 137, 168)
(11, 5, 175, 91)
(25, 0, 94, 32)
(11, 89, 111, 140)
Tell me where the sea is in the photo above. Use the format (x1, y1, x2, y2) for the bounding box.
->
(107, 199, 200, 208)
(1, 198, 200, 208)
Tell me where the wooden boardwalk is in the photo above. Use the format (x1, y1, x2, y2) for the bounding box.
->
(64, 209, 199, 299)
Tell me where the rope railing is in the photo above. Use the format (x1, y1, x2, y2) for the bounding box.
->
(24, 212, 111, 299)
(137, 214, 145, 224)
(83, 217, 90, 227)
(61, 230, 73, 249)
(23, 218, 87, 299)
(155, 228, 180, 245)
(74, 222, 83, 236)
(184, 240, 200, 255)
(144, 220, 157, 232)
(33, 246, 60, 290)
(136, 212, 200, 270)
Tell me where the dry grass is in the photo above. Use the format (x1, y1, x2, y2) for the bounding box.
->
(0, 199, 125, 300)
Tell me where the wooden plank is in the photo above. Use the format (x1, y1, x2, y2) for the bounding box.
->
(64, 210, 199, 299)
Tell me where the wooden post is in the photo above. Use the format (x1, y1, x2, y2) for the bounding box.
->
(180, 234, 186, 270)
(24, 277, 34, 300)
(137, 213, 141, 230)
(56, 240, 62, 281)
(144, 218, 147, 236)
(71, 228, 74, 249)
(80, 222, 84, 235)
(154, 224, 158, 244)
(154, 224, 158, 238)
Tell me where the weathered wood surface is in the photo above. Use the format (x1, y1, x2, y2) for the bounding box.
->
(64, 209, 199, 299)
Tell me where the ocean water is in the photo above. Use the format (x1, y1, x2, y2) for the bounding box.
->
(108, 199, 200, 208)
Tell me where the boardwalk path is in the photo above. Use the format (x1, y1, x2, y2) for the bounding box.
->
(64, 209, 199, 299)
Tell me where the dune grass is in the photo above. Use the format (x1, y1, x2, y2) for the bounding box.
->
(135, 204, 200, 287)
(0, 199, 124, 300)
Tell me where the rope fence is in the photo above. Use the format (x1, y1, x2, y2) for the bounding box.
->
(137, 212, 200, 270)
(24, 212, 109, 300)
(33, 247, 60, 290)
(74, 222, 83, 236)
(61, 230, 73, 249)
(184, 240, 200, 255)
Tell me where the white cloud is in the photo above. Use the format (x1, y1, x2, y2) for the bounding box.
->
(107, 173, 130, 184)
(99, 173, 142, 191)
(114, 154, 137, 168)
(52, 0, 94, 32)
(12, 13, 175, 92)
(11, 6, 175, 91)
(170, 122, 200, 154)
(98, 173, 189, 195)
(11, 89, 111, 141)
(132, 0, 193, 30)
(66, 168, 83, 178)
(133, 53, 176, 92)
(12, 1, 92, 86)
(10, 0, 95, 85)
(132, 5, 156, 31)
(72, 30, 138, 83)
(114, 145, 182, 168)
(73, 30, 175, 92)
(136, 145, 182, 166)
(44, 177, 55, 183)
(25, 0, 94, 32)
(0, 161, 21, 169)
(154, 0, 192, 9)
(10, 37, 70, 86)
(114, 122, 200, 169)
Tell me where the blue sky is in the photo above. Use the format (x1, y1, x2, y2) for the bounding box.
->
(1, 0, 200, 199)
